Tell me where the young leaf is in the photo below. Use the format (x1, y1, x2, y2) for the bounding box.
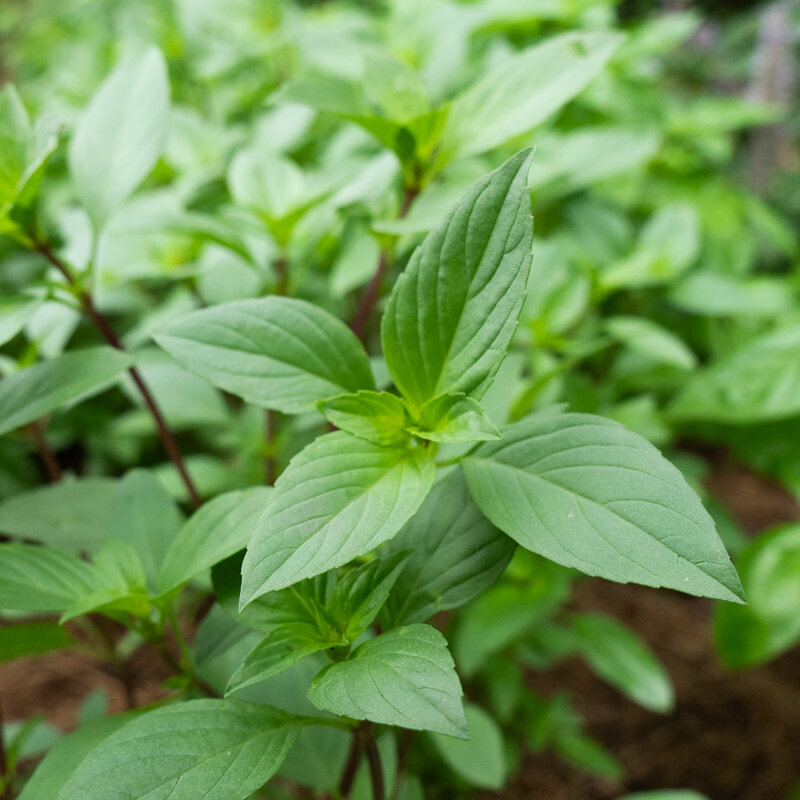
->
(463, 411, 744, 603)
(0, 347, 134, 436)
(0, 477, 117, 552)
(69, 46, 170, 231)
(240, 431, 434, 605)
(109, 469, 183, 593)
(307, 624, 467, 737)
(381, 149, 533, 409)
(570, 612, 674, 713)
(439, 32, 622, 161)
(429, 703, 506, 790)
(0, 621, 72, 663)
(382, 469, 515, 626)
(317, 390, 409, 446)
(408, 393, 501, 443)
(154, 297, 375, 414)
(60, 700, 302, 800)
(0, 544, 96, 612)
(159, 487, 272, 594)
(226, 624, 335, 696)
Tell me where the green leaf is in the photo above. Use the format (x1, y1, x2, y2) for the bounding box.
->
(0, 622, 72, 663)
(154, 297, 375, 414)
(0, 544, 96, 612)
(159, 487, 272, 595)
(0, 296, 43, 347)
(605, 316, 696, 370)
(408, 393, 501, 443)
(240, 431, 434, 604)
(714, 524, 800, 668)
(0, 477, 117, 552)
(383, 469, 514, 626)
(381, 149, 534, 409)
(621, 793, 710, 800)
(68, 46, 170, 230)
(439, 32, 622, 161)
(19, 713, 138, 800)
(226, 624, 334, 696)
(463, 410, 744, 603)
(59, 700, 302, 800)
(570, 612, 674, 713)
(430, 703, 506, 790)
(669, 324, 800, 424)
(228, 151, 309, 223)
(110, 469, 183, 593)
(0, 347, 134, 436)
(318, 390, 409, 446)
(307, 624, 467, 737)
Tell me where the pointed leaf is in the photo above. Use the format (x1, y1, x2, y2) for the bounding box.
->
(318, 391, 409, 446)
(155, 297, 375, 413)
(241, 432, 434, 604)
(69, 46, 170, 230)
(59, 700, 302, 800)
(381, 149, 533, 408)
(307, 624, 466, 737)
(463, 411, 744, 602)
(0, 347, 134, 436)
(409, 393, 501, 443)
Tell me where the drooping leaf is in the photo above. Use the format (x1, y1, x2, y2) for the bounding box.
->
(158, 487, 272, 595)
(318, 390, 409, 446)
(383, 469, 514, 626)
(0, 544, 96, 612)
(439, 32, 622, 161)
(60, 700, 303, 800)
(429, 703, 506, 790)
(570, 613, 674, 713)
(154, 297, 375, 413)
(69, 46, 170, 230)
(0, 347, 133, 436)
(240, 432, 434, 604)
(109, 469, 183, 593)
(307, 624, 467, 737)
(463, 410, 744, 602)
(0, 477, 117, 552)
(381, 149, 534, 409)
(670, 324, 800, 424)
(605, 316, 696, 370)
(408, 393, 501, 443)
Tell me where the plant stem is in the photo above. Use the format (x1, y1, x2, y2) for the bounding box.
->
(264, 409, 277, 486)
(362, 723, 385, 800)
(28, 419, 62, 482)
(337, 730, 362, 799)
(350, 185, 418, 343)
(30, 237, 202, 508)
(146, 622, 219, 699)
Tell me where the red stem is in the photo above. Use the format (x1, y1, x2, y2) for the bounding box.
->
(31, 238, 202, 508)
(29, 419, 62, 482)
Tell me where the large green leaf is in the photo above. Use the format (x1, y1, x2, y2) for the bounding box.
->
(0, 347, 133, 436)
(670, 324, 800, 424)
(0, 477, 117, 552)
(59, 700, 302, 800)
(439, 32, 621, 161)
(381, 149, 533, 409)
(382, 469, 514, 626)
(429, 703, 506, 790)
(462, 411, 744, 602)
(19, 713, 138, 800)
(570, 613, 674, 713)
(68, 46, 170, 230)
(240, 432, 434, 604)
(307, 624, 467, 737)
(154, 297, 374, 414)
(0, 544, 96, 612)
(159, 487, 272, 594)
(110, 469, 183, 593)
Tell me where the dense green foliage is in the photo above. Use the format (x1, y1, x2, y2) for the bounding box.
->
(1, 0, 799, 798)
